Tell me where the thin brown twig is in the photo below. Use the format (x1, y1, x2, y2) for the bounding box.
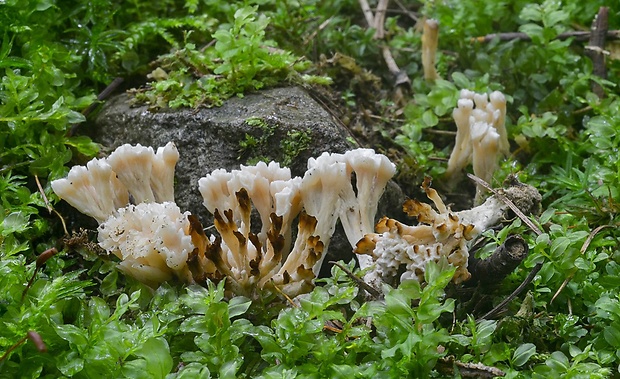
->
(303, 16, 334, 46)
(271, 279, 298, 308)
(53, 209, 69, 236)
(471, 29, 620, 43)
(478, 263, 542, 321)
(0, 331, 47, 363)
(393, 0, 418, 23)
(330, 261, 382, 298)
(34, 174, 52, 213)
(68, 77, 124, 137)
(357, 0, 411, 91)
(467, 174, 544, 320)
(466, 173, 543, 235)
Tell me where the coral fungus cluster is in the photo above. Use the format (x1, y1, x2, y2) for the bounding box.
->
(446, 90, 509, 203)
(52, 145, 398, 298)
(53, 135, 539, 298)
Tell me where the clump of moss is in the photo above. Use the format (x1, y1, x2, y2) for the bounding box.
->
(130, 6, 329, 109)
(238, 117, 312, 166)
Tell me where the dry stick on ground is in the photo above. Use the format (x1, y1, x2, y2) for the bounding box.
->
(467, 235, 529, 286)
(466, 174, 544, 321)
(586, 6, 609, 98)
(329, 261, 381, 299)
(437, 356, 506, 378)
(358, 0, 374, 26)
(373, 0, 389, 39)
(357, 0, 411, 103)
(393, 0, 418, 23)
(471, 29, 620, 43)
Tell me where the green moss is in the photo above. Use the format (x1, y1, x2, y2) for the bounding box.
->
(280, 129, 312, 166)
(130, 6, 329, 110)
(238, 117, 312, 166)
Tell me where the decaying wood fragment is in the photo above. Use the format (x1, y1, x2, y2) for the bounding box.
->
(468, 235, 529, 286)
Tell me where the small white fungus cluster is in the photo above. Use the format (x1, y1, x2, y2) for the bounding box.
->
(195, 149, 396, 297)
(446, 90, 509, 203)
(51, 142, 195, 286)
(98, 202, 194, 285)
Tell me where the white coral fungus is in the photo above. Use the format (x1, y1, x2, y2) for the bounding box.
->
(52, 142, 193, 286)
(98, 202, 194, 286)
(197, 148, 395, 298)
(356, 178, 475, 288)
(446, 90, 508, 202)
(54, 143, 400, 297)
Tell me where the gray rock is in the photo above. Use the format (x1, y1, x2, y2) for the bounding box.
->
(91, 86, 405, 272)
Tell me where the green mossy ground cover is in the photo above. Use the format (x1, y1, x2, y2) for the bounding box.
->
(1, 0, 620, 377)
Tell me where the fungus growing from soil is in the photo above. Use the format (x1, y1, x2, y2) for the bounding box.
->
(355, 177, 541, 289)
(196, 149, 396, 297)
(197, 161, 318, 297)
(52, 142, 194, 286)
(421, 19, 440, 81)
(446, 90, 509, 203)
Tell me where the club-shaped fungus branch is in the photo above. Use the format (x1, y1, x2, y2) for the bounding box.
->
(422, 19, 440, 81)
(446, 90, 509, 203)
(300, 152, 352, 273)
(355, 177, 541, 290)
(334, 149, 396, 271)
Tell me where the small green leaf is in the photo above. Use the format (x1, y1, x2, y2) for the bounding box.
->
(1, 211, 29, 236)
(228, 296, 251, 318)
(512, 343, 536, 367)
(421, 109, 439, 127)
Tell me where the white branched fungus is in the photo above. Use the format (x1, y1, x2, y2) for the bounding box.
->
(356, 177, 541, 288)
(52, 142, 194, 286)
(98, 202, 194, 286)
(60, 141, 536, 298)
(356, 178, 475, 288)
(106, 142, 180, 203)
(446, 90, 509, 203)
(198, 163, 319, 298)
(300, 152, 350, 272)
(196, 148, 395, 297)
(332, 149, 396, 271)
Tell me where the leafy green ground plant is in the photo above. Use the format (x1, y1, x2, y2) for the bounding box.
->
(2, 0, 620, 377)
